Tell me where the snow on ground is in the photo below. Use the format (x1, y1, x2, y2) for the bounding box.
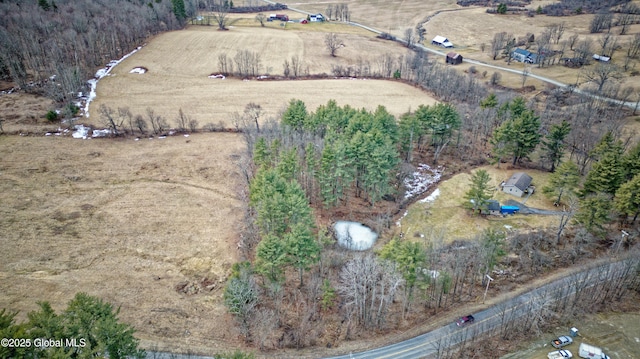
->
(419, 188, 440, 203)
(208, 74, 225, 79)
(82, 46, 142, 117)
(129, 67, 147, 74)
(71, 124, 112, 139)
(403, 164, 444, 199)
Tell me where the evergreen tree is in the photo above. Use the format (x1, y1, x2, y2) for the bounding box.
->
(621, 142, 640, 182)
(282, 99, 308, 131)
(171, 0, 186, 22)
(276, 147, 299, 182)
(614, 173, 640, 223)
(542, 160, 580, 205)
(425, 103, 461, 163)
(253, 137, 270, 169)
(38, 0, 50, 11)
(463, 169, 493, 214)
(575, 193, 612, 234)
(542, 120, 571, 172)
(284, 223, 320, 287)
(491, 104, 541, 166)
(398, 112, 422, 162)
(378, 239, 426, 314)
(497, 3, 507, 14)
(255, 234, 287, 282)
(583, 152, 624, 195)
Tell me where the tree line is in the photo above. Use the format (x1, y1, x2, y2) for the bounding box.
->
(0, 0, 189, 105)
(0, 293, 145, 359)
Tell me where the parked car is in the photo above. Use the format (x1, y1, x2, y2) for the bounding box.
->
(455, 315, 475, 326)
(578, 343, 610, 359)
(548, 349, 573, 359)
(552, 335, 574, 348)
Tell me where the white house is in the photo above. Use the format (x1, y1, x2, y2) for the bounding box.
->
(431, 35, 453, 48)
(309, 13, 324, 22)
(501, 172, 533, 198)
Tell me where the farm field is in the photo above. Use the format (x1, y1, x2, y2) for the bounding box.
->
(89, 24, 434, 127)
(0, 133, 247, 354)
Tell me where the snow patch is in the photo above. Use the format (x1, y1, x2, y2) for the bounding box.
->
(129, 67, 147, 74)
(404, 164, 444, 199)
(419, 188, 440, 203)
(83, 46, 142, 117)
(208, 74, 225, 80)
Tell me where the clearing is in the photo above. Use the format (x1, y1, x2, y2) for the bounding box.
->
(398, 165, 561, 243)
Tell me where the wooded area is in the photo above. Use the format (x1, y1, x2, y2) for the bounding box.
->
(0, 0, 189, 103)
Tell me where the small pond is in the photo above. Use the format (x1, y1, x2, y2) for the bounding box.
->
(333, 221, 378, 251)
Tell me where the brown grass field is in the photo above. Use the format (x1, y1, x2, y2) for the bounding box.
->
(88, 24, 435, 127)
(0, 133, 249, 353)
(2, 1, 640, 356)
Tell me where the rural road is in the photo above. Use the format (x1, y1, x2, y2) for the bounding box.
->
(145, 259, 635, 359)
(264, 0, 639, 110)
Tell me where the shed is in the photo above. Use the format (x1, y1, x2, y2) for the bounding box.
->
(487, 200, 501, 216)
(502, 172, 533, 197)
(432, 35, 453, 48)
(511, 48, 537, 64)
(446, 52, 463, 65)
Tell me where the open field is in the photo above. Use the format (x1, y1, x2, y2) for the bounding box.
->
(398, 165, 561, 243)
(88, 24, 435, 127)
(284, 0, 458, 33)
(0, 133, 247, 353)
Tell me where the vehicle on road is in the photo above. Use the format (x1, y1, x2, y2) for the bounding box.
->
(578, 343, 610, 359)
(455, 315, 475, 326)
(552, 335, 574, 348)
(548, 349, 573, 359)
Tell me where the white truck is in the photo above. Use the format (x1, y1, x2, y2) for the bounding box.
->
(548, 349, 573, 359)
(578, 343, 610, 359)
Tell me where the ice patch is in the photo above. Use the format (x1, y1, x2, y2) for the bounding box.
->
(334, 221, 378, 251)
(404, 164, 444, 199)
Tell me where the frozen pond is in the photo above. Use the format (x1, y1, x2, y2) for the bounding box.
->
(333, 221, 378, 251)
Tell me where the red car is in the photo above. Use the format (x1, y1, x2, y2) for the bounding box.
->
(456, 315, 475, 326)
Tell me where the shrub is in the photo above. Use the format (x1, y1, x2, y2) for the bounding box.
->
(45, 110, 58, 122)
(393, 69, 401, 79)
(490, 71, 502, 85)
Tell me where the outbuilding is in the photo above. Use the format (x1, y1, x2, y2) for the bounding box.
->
(487, 200, 501, 215)
(446, 52, 463, 65)
(432, 35, 453, 48)
(309, 13, 324, 22)
(501, 172, 533, 198)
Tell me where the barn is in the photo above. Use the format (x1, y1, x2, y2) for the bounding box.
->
(432, 35, 453, 48)
(501, 172, 533, 198)
(446, 52, 463, 65)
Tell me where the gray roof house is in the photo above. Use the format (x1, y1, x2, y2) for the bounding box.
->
(511, 48, 538, 64)
(502, 172, 533, 197)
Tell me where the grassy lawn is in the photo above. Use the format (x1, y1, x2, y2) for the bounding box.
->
(397, 165, 564, 243)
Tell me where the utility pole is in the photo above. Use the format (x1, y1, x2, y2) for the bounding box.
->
(483, 274, 494, 304)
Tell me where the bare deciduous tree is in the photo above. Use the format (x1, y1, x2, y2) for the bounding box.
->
(582, 62, 622, 93)
(324, 33, 344, 57)
(98, 104, 122, 136)
(255, 13, 266, 27)
(490, 32, 508, 60)
(403, 28, 415, 49)
(244, 103, 262, 132)
(212, 0, 231, 30)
